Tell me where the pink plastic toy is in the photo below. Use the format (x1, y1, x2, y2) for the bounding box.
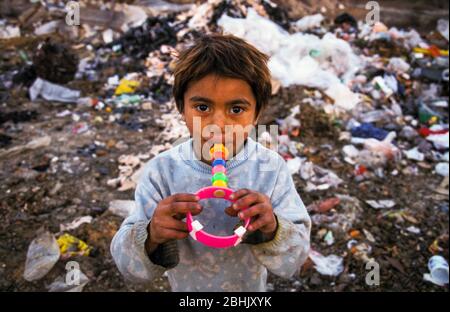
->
(186, 144, 250, 248)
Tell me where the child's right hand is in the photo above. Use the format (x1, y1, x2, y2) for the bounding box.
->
(146, 193, 202, 251)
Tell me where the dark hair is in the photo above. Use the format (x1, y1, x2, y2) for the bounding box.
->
(172, 34, 272, 118)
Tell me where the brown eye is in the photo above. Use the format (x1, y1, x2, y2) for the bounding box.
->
(230, 106, 244, 114)
(196, 104, 209, 112)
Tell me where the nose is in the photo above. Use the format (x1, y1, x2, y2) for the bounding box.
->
(210, 110, 226, 133)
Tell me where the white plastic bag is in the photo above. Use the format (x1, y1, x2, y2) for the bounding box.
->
(23, 231, 60, 281)
(29, 78, 80, 103)
(309, 250, 344, 276)
(295, 14, 324, 31)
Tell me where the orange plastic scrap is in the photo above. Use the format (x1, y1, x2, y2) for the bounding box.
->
(349, 229, 361, 239)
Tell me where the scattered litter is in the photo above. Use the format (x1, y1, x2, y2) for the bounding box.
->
(60, 216, 93, 232)
(47, 269, 89, 292)
(23, 231, 60, 282)
(366, 200, 396, 209)
(29, 78, 80, 103)
(435, 162, 449, 177)
(309, 250, 344, 276)
(424, 255, 449, 286)
(57, 234, 91, 259)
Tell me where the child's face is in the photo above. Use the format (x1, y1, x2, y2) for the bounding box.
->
(183, 74, 258, 162)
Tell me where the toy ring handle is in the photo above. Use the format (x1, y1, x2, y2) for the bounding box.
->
(186, 186, 250, 248)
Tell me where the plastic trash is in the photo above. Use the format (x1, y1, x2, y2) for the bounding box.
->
(29, 78, 80, 103)
(350, 132, 401, 168)
(60, 216, 93, 232)
(372, 76, 393, 97)
(404, 147, 425, 161)
(23, 231, 60, 281)
(218, 9, 361, 91)
(298, 159, 343, 192)
(359, 110, 391, 124)
(57, 234, 91, 260)
(406, 226, 421, 234)
(424, 255, 449, 286)
(366, 200, 396, 209)
(324, 83, 361, 111)
(342, 144, 360, 164)
(295, 14, 324, 31)
(426, 128, 449, 150)
(437, 19, 449, 41)
(324, 231, 335, 246)
(0, 25, 21, 39)
(114, 79, 140, 95)
(351, 123, 389, 141)
(419, 126, 449, 138)
(48, 270, 89, 292)
(388, 57, 410, 74)
(114, 94, 142, 107)
(71, 122, 89, 135)
(34, 21, 61, 36)
(309, 250, 344, 276)
(435, 162, 449, 177)
(418, 103, 442, 125)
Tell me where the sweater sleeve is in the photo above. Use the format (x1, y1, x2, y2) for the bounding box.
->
(249, 157, 311, 279)
(110, 162, 174, 283)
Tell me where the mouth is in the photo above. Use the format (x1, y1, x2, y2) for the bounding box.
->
(203, 134, 228, 144)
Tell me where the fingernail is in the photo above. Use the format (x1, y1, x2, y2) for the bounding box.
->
(248, 225, 253, 231)
(230, 194, 234, 200)
(232, 203, 238, 210)
(238, 212, 244, 219)
(195, 196, 200, 201)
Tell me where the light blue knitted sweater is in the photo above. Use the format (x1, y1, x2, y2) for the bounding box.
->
(111, 137, 311, 291)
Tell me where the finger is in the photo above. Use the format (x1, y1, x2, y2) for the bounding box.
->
(238, 203, 267, 220)
(232, 193, 263, 211)
(224, 205, 238, 217)
(229, 188, 251, 200)
(190, 204, 203, 217)
(170, 193, 200, 203)
(159, 228, 189, 241)
(248, 216, 270, 232)
(161, 218, 189, 232)
(170, 202, 202, 215)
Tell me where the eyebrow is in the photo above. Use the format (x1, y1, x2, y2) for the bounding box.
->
(189, 96, 251, 106)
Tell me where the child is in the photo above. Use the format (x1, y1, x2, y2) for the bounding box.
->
(111, 34, 311, 291)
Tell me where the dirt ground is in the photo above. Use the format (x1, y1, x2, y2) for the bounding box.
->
(0, 0, 449, 292)
(0, 84, 448, 292)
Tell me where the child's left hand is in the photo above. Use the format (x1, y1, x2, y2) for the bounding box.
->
(225, 189, 277, 237)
